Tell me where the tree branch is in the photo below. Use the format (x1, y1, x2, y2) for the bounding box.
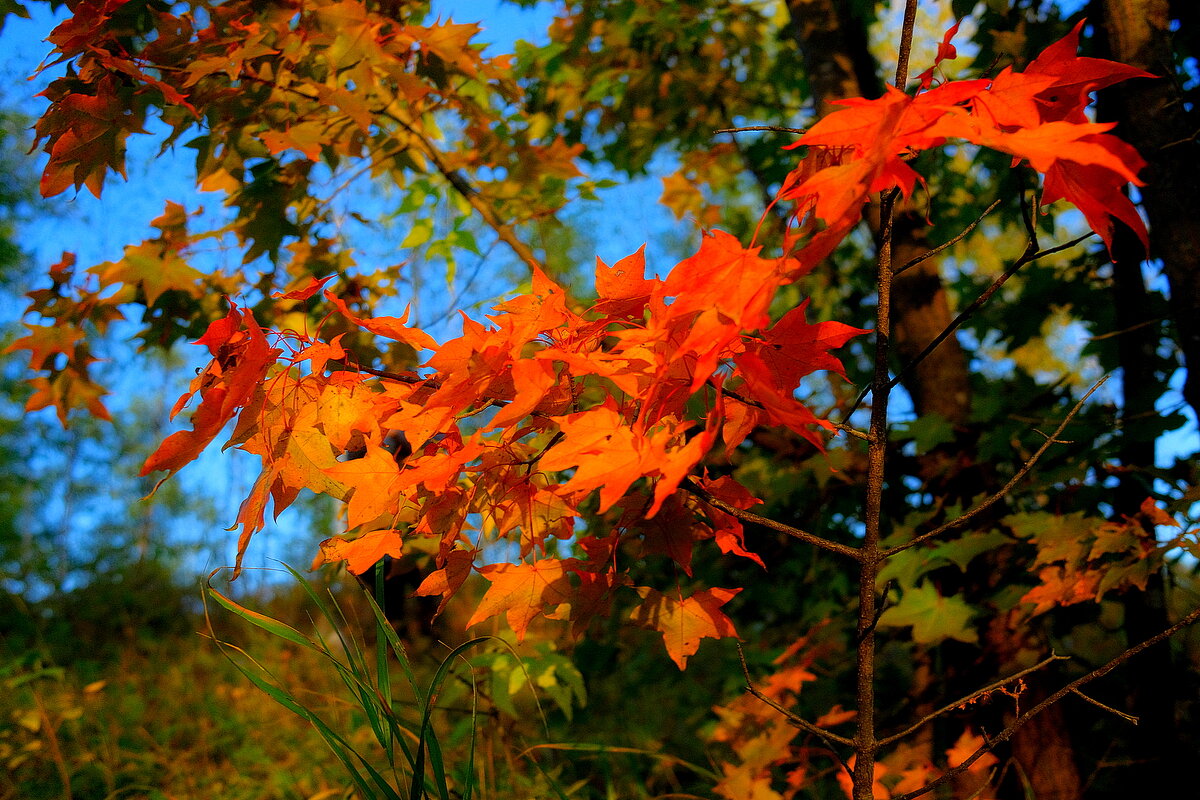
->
(682, 478, 862, 560)
(892, 199, 1002, 276)
(843, 231, 1095, 422)
(878, 653, 1071, 747)
(889, 602, 1200, 800)
(882, 375, 1108, 557)
(715, 125, 808, 135)
(737, 645, 856, 756)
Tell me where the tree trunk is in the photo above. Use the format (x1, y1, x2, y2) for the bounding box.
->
(1091, 2, 1189, 792)
(1097, 0, 1200, 421)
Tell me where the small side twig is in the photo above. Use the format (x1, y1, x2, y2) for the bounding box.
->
(1071, 689, 1138, 724)
(683, 477, 862, 560)
(854, 580, 896, 645)
(889, 602, 1200, 800)
(893, 198, 1002, 276)
(878, 653, 1070, 747)
(737, 645, 856, 767)
(715, 125, 807, 136)
(844, 231, 1095, 421)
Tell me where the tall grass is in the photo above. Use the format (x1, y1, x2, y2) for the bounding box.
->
(203, 563, 547, 800)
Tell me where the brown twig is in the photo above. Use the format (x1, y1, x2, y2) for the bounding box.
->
(737, 645, 856, 755)
(682, 477, 861, 560)
(892, 198, 1002, 275)
(878, 653, 1070, 747)
(844, 230, 1095, 422)
(715, 125, 808, 136)
(1070, 689, 1139, 724)
(882, 375, 1108, 557)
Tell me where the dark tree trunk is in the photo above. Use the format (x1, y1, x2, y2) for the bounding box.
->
(1090, 1, 1190, 791)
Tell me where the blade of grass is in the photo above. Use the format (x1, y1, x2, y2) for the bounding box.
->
(375, 561, 396, 769)
(201, 588, 404, 800)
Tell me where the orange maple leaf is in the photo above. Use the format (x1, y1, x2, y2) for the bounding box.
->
(466, 559, 578, 640)
(141, 302, 281, 477)
(414, 549, 476, 616)
(326, 443, 403, 529)
(318, 528, 405, 576)
(324, 290, 437, 352)
(629, 586, 741, 670)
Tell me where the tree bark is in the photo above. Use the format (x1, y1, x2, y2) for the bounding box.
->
(1091, 1, 1190, 791)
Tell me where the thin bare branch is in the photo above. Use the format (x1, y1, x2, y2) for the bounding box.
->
(882, 375, 1108, 557)
(1070, 689, 1139, 724)
(682, 478, 862, 560)
(844, 231, 1094, 421)
(715, 125, 807, 136)
(879, 653, 1070, 747)
(890, 602, 1200, 800)
(892, 199, 1002, 275)
(737, 645, 856, 754)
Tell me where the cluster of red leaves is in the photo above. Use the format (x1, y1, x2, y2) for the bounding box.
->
(142, 237, 861, 669)
(121, 21, 1150, 669)
(778, 20, 1149, 272)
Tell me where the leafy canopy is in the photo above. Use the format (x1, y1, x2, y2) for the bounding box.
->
(33, 19, 1143, 668)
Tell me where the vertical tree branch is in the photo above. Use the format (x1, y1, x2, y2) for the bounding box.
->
(853, 6, 920, 797)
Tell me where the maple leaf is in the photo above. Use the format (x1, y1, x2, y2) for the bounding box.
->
(466, 559, 578, 640)
(629, 586, 741, 669)
(1140, 496, 1181, 529)
(698, 474, 766, 569)
(916, 19, 963, 89)
(659, 229, 794, 334)
(540, 398, 657, 512)
(745, 299, 866, 386)
(1019, 20, 1153, 125)
(326, 443, 402, 529)
(90, 241, 205, 307)
(24, 368, 111, 425)
(414, 549, 476, 616)
(6, 323, 85, 371)
(593, 246, 661, 319)
(318, 528, 405, 575)
(141, 302, 281, 478)
(273, 275, 334, 300)
(229, 465, 276, 553)
(294, 334, 347, 377)
(323, 290, 437, 352)
(876, 582, 978, 645)
(484, 358, 559, 431)
(631, 493, 703, 575)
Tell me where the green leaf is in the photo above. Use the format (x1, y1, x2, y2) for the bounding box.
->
(929, 531, 1008, 572)
(877, 582, 978, 645)
(401, 218, 434, 248)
